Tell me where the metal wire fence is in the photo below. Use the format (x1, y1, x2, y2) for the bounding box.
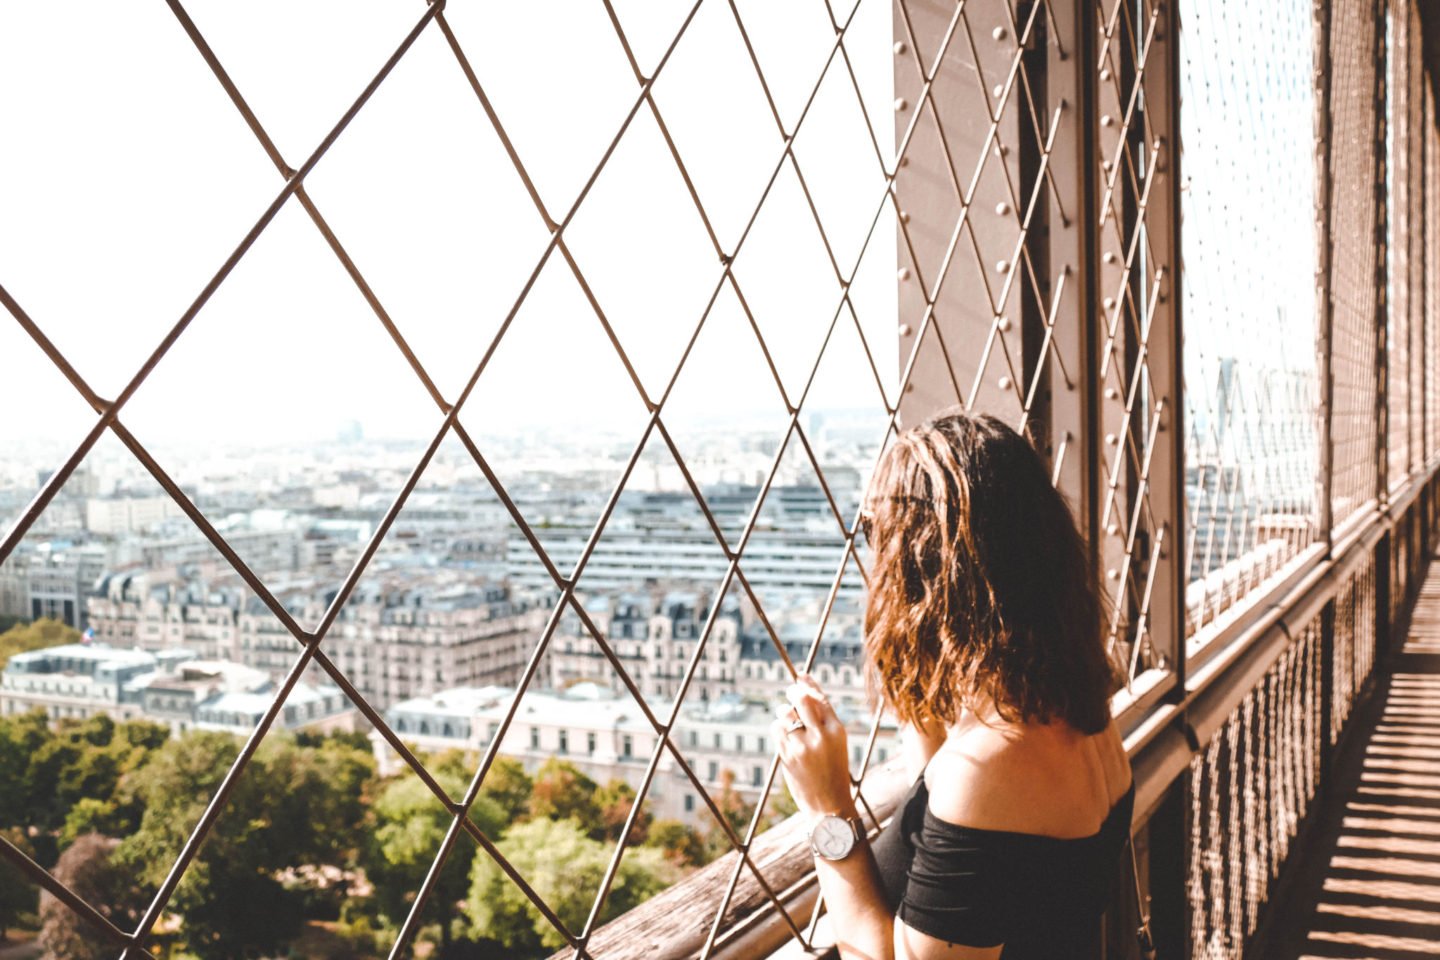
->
(0, 0, 972, 955)
(0, 0, 1437, 957)
(1178, 0, 1320, 641)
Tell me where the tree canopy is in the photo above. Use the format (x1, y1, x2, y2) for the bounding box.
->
(0, 617, 76, 670)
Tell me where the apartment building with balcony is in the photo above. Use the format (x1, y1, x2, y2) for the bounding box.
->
(0, 643, 351, 735)
(241, 571, 548, 711)
(378, 682, 898, 823)
(85, 566, 550, 712)
(542, 588, 869, 709)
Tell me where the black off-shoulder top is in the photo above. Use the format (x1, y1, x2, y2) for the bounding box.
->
(871, 774, 1135, 958)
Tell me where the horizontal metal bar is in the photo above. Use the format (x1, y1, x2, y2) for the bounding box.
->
(1183, 543, 1329, 675)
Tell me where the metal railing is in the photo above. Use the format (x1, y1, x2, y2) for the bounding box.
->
(1, 0, 1438, 958)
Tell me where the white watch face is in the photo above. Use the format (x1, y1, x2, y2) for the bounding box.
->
(813, 815, 856, 860)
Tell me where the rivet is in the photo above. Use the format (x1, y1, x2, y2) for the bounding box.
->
(1105, 433, 1118, 446)
(898, 267, 911, 281)
(899, 323, 913, 337)
(1153, 137, 1165, 151)
(894, 41, 909, 55)
(1103, 297, 1116, 310)
(996, 259, 1011, 274)
(1100, 68, 1112, 82)
(905, 383, 916, 393)
(1103, 251, 1118, 264)
(993, 26, 1007, 41)
(1107, 568, 1120, 580)
(998, 376, 1013, 390)
(993, 84, 1005, 98)
(1101, 114, 1115, 127)
(998, 317, 1013, 332)
(895, 98, 909, 112)
(1102, 160, 1113, 172)
(899, 155, 910, 167)
(996, 201, 1012, 216)
(1105, 387, 1119, 399)
(1107, 523, 1119, 536)
(996, 143, 1010, 157)
(899, 209, 911, 223)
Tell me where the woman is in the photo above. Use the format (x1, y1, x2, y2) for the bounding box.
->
(774, 410, 1134, 960)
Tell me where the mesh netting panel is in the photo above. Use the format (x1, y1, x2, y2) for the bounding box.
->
(1328, 0, 1383, 524)
(1093, 0, 1175, 685)
(1427, 86, 1440, 461)
(1178, 0, 1319, 639)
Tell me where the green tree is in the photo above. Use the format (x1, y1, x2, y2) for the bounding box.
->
(38, 833, 143, 959)
(0, 617, 77, 669)
(117, 731, 373, 959)
(464, 817, 677, 953)
(22, 711, 159, 833)
(425, 750, 537, 826)
(528, 759, 602, 831)
(362, 770, 504, 947)
(477, 756, 532, 824)
(701, 769, 755, 862)
(118, 718, 170, 753)
(594, 779, 650, 844)
(0, 709, 49, 829)
(643, 819, 707, 868)
(60, 798, 124, 849)
(0, 827, 37, 941)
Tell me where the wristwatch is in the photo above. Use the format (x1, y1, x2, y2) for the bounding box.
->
(809, 813, 866, 861)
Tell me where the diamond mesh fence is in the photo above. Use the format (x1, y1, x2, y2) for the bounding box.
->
(1092, 0, 1179, 696)
(1178, 0, 1320, 642)
(0, 0, 1434, 957)
(0, 0, 1066, 954)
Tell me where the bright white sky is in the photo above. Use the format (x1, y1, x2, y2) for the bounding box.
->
(0, 0, 900, 462)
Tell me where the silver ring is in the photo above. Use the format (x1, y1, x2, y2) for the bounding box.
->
(785, 718, 806, 733)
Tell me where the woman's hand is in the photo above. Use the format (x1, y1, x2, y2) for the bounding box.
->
(772, 673, 855, 818)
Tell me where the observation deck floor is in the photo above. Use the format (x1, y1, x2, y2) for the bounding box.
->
(1275, 566, 1440, 959)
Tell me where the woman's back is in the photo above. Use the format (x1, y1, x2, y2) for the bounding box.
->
(871, 717, 1134, 959)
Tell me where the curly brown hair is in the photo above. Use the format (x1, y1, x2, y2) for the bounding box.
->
(862, 410, 1121, 735)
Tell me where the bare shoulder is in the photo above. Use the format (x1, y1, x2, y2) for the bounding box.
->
(925, 719, 1132, 836)
(922, 722, 1034, 832)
